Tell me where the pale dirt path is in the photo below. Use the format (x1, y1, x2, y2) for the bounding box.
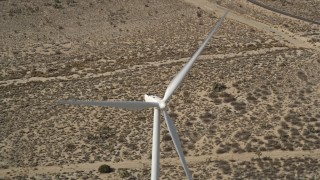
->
(0, 149, 319, 177)
(2, 0, 317, 87)
(0, 46, 287, 87)
(183, 0, 319, 53)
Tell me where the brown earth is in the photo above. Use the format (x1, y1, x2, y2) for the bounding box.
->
(0, 0, 319, 179)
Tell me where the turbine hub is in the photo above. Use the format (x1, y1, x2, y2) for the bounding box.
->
(144, 94, 166, 109)
(159, 101, 166, 110)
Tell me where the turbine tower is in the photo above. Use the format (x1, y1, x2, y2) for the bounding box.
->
(58, 11, 228, 180)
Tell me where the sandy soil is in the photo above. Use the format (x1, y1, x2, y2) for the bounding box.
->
(0, 0, 319, 179)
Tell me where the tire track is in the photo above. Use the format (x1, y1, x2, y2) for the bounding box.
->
(248, 0, 320, 25)
(0, 149, 318, 177)
(183, 0, 319, 53)
(0, 47, 287, 87)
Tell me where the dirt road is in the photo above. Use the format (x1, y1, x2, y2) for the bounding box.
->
(0, 149, 319, 177)
(183, 0, 319, 53)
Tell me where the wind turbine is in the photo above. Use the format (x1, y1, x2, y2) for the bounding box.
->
(58, 11, 228, 180)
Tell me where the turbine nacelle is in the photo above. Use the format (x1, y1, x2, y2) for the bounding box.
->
(144, 94, 166, 110)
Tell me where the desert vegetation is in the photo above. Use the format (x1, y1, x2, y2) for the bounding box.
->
(0, 0, 319, 179)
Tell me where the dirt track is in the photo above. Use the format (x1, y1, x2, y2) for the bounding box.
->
(0, 46, 288, 87)
(248, 0, 320, 25)
(184, 0, 319, 52)
(0, 149, 319, 177)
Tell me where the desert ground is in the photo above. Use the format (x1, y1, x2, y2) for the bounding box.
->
(0, 0, 319, 179)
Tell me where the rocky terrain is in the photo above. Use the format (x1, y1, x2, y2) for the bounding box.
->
(0, 0, 319, 179)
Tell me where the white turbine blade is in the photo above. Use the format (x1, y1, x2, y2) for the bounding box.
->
(163, 110, 192, 180)
(58, 100, 159, 110)
(163, 11, 228, 102)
